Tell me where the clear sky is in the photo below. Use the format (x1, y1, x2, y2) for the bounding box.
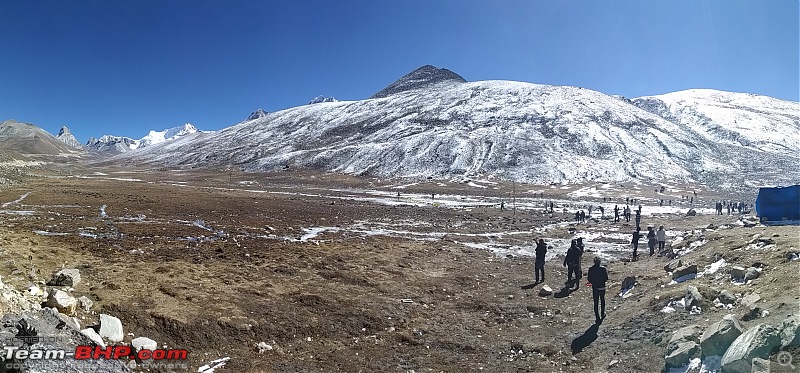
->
(1, 0, 797, 143)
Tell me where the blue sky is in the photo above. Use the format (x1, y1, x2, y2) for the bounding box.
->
(1, 0, 797, 143)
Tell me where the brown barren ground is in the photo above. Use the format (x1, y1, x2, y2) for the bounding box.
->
(0, 166, 797, 372)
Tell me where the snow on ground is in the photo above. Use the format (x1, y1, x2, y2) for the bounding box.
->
(1, 192, 31, 207)
(198, 357, 230, 373)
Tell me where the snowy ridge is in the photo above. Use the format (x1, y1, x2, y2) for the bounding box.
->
(86, 123, 200, 153)
(109, 67, 799, 186)
(633, 89, 800, 153)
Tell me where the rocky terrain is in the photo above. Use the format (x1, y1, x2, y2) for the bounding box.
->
(0, 161, 796, 372)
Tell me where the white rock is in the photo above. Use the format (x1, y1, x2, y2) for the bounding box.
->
(99, 314, 124, 343)
(45, 289, 77, 315)
(538, 285, 553, 296)
(131, 337, 157, 352)
(256, 341, 273, 353)
(81, 328, 106, 348)
(48, 268, 81, 287)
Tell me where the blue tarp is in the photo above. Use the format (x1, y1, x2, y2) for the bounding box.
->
(755, 185, 800, 225)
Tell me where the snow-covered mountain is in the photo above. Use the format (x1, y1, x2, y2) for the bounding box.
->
(245, 109, 268, 122)
(308, 96, 339, 105)
(55, 126, 82, 149)
(109, 66, 800, 187)
(633, 90, 799, 153)
(86, 123, 199, 153)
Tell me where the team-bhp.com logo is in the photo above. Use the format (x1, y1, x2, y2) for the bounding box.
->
(3, 345, 188, 369)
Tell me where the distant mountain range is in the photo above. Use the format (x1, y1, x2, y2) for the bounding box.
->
(2, 65, 797, 188)
(84, 123, 200, 153)
(104, 65, 798, 188)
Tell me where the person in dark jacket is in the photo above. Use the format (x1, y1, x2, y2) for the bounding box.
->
(587, 257, 608, 323)
(535, 239, 547, 283)
(613, 205, 620, 223)
(631, 229, 641, 260)
(563, 240, 582, 288)
(647, 226, 657, 256)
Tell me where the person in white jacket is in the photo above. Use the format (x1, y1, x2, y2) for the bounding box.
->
(656, 225, 667, 256)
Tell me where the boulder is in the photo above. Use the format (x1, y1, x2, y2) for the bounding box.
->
(700, 314, 743, 357)
(717, 290, 736, 305)
(78, 296, 94, 312)
(672, 264, 698, 280)
(47, 268, 81, 287)
(744, 267, 760, 281)
(80, 328, 106, 348)
(686, 209, 697, 216)
(664, 260, 682, 273)
(779, 315, 800, 348)
(99, 314, 124, 343)
(685, 286, 704, 310)
(664, 341, 700, 368)
(538, 285, 553, 297)
(131, 336, 157, 352)
(750, 358, 769, 373)
(720, 324, 781, 373)
(730, 266, 746, 280)
(741, 293, 761, 308)
(45, 289, 78, 316)
(666, 325, 703, 356)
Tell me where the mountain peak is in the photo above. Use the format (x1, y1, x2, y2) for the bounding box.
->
(55, 125, 82, 149)
(246, 109, 269, 121)
(370, 65, 466, 99)
(308, 96, 339, 105)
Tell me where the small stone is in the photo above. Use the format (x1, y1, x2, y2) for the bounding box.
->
(99, 314, 124, 343)
(744, 267, 760, 281)
(45, 289, 78, 316)
(730, 266, 746, 280)
(664, 260, 682, 273)
(78, 296, 94, 312)
(47, 268, 81, 287)
(256, 341, 273, 353)
(717, 290, 736, 305)
(685, 286, 704, 310)
(538, 285, 553, 297)
(672, 264, 697, 280)
(132, 337, 157, 352)
(81, 328, 106, 348)
(665, 341, 699, 368)
(741, 293, 761, 307)
(608, 359, 619, 367)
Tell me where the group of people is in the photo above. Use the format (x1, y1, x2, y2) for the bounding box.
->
(715, 201, 747, 215)
(631, 225, 667, 259)
(534, 237, 608, 324)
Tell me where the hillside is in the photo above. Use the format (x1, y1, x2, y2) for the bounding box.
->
(0, 120, 82, 157)
(106, 66, 799, 188)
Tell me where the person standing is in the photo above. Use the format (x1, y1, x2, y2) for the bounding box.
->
(656, 225, 666, 256)
(535, 239, 547, 283)
(613, 205, 620, 223)
(634, 210, 642, 230)
(647, 226, 657, 256)
(631, 229, 641, 260)
(563, 240, 582, 288)
(587, 257, 608, 324)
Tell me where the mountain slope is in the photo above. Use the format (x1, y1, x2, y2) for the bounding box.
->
(108, 67, 799, 187)
(633, 89, 799, 153)
(0, 120, 80, 156)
